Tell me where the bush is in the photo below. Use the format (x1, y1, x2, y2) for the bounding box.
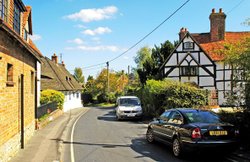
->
(97, 93, 108, 103)
(136, 79, 207, 117)
(40, 89, 65, 109)
(82, 93, 93, 104)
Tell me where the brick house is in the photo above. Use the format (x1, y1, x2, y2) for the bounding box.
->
(0, 0, 41, 161)
(41, 54, 83, 112)
(161, 8, 250, 106)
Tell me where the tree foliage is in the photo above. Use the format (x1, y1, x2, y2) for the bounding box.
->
(134, 40, 175, 85)
(136, 79, 206, 117)
(73, 67, 85, 84)
(221, 37, 250, 108)
(40, 89, 65, 109)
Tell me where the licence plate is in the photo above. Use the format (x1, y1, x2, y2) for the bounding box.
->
(209, 130, 228, 136)
(127, 113, 135, 117)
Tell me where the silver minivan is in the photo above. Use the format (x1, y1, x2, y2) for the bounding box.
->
(115, 96, 143, 120)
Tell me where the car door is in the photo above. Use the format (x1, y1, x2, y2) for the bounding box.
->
(161, 111, 184, 143)
(152, 111, 171, 140)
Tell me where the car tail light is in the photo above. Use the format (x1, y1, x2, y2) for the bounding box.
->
(192, 128, 201, 139)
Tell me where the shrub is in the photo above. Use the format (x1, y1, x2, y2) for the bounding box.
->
(97, 93, 108, 103)
(40, 89, 65, 109)
(82, 93, 93, 104)
(136, 79, 207, 117)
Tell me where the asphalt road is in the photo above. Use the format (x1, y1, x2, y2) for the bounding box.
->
(61, 107, 231, 162)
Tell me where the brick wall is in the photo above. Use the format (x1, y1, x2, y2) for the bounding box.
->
(0, 28, 37, 161)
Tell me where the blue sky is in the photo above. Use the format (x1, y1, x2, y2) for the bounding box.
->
(23, 0, 250, 78)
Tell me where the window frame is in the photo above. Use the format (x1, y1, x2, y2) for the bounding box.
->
(0, 0, 8, 22)
(183, 41, 194, 50)
(180, 66, 199, 76)
(6, 63, 14, 86)
(13, 1, 21, 34)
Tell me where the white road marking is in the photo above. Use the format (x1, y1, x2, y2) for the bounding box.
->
(70, 109, 89, 162)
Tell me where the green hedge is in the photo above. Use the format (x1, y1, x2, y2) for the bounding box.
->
(40, 89, 65, 109)
(136, 79, 207, 117)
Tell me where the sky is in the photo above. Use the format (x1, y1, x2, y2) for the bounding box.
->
(22, 0, 250, 79)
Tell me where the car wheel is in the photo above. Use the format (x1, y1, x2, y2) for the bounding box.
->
(173, 138, 182, 157)
(146, 128, 154, 143)
(116, 115, 120, 121)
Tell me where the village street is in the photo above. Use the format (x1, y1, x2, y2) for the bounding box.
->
(61, 107, 232, 162)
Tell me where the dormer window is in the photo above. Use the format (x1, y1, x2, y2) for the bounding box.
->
(13, 0, 21, 34)
(24, 29, 28, 41)
(183, 41, 194, 50)
(0, 0, 8, 22)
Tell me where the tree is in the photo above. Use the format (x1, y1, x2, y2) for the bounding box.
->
(73, 67, 85, 84)
(222, 37, 250, 108)
(134, 46, 152, 69)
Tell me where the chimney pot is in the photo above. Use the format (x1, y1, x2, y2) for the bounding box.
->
(212, 8, 215, 13)
(52, 53, 58, 64)
(219, 8, 222, 13)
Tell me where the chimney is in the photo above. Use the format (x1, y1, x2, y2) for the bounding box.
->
(179, 27, 188, 41)
(51, 53, 58, 64)
(209, 8, 226, 42)
(61, 61, 65, 67)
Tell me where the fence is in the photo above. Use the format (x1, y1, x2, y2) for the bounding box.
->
(37, 102, 58, 118)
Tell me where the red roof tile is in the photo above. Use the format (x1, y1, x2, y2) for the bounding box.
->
(28, 39, 43, 57)
(192, 32, 250, 61)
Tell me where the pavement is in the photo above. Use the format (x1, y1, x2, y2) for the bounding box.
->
(9, 107, 89, 162)
(9, 106, 250, 162)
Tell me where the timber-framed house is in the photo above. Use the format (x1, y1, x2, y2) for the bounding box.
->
(160, 8, 250, 106)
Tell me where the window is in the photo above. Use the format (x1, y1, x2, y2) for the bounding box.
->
(31, 71, 34, 94)
(180, 66, 198, 76)
(7, 63, 14, 86)
(0, 0, 8, 22)
(76, 92, 79, 98)
(183, 42, 194, 50)
(13, 1, 21, 34)
(24, 29, 28, 41)
(168, 111, 183, 124)
(160, 111, 171, 121)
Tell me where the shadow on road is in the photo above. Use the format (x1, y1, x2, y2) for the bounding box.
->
(130, 137, 229, 162)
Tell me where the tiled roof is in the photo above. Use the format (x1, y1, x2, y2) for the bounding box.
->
(22, 6, 32, 34)
(28, 39, 43, 56)
(192, 32, 250, 61)
(41, 57, 83, 91)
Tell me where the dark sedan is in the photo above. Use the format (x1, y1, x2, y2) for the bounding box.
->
(146, 108, 239, 157)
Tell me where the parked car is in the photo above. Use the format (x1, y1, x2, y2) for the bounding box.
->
(115, 96, 143, 120)
(146, 108, 239, 157)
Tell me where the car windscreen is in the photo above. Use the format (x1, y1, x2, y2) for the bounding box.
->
(183, 111, 221, 123)
(119, 98, 140, 106)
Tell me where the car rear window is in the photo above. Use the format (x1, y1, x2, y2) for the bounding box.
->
(183, 111, 221, 123)
(119, 98, 140, 106)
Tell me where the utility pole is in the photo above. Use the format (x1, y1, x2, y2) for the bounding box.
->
(106, 62, 109, 94)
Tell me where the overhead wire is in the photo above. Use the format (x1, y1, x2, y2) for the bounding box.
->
(77, 0, 190, 71)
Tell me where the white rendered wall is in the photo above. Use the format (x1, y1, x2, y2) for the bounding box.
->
(63, 91, 82, 112)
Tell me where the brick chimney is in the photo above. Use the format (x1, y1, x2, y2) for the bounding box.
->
(51, 53, 58, 64)
(179, 27, 188, 41)
(61, 61, 65, 67)
(209, 8, 226, 42)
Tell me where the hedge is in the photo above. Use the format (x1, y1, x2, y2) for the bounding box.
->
(136, 79, 207, 117)
(40, 89, 65, 109)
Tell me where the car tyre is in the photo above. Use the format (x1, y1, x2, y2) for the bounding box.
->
(173, 138, 182, 157)
(146, 128, 154, 143)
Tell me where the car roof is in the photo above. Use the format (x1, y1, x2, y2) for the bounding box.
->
(168, 108, 210, 113)
(118, 96, 139, 99)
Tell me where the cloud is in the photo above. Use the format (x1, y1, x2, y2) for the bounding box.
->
(65, 45, 119, 52)
(65, 6, 118, 22)
(74, 24, 87, 29)
(30, 34, 41, 41)
(82, 27, 111, 36)
(68, 38, 84, 45)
